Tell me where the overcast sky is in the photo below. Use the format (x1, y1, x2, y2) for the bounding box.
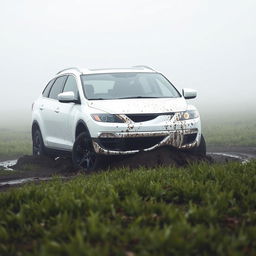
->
(0, 0, 255, 125)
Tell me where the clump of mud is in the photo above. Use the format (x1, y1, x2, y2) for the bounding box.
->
(12, 155, 74, 174)
(106, 146, 212, 170)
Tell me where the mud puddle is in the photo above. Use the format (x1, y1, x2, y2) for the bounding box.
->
(0, 159, 17, 171)
(208, 152, 253, 164)
(208, 146, 256, 164)
(0, 176, 71, 191)
(0, 177, 51, 186)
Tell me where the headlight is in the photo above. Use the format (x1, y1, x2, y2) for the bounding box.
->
(177, 110, 199, 121)
(91, 114, 124, 123)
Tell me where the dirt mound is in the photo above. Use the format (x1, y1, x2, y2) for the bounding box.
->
(107, 147, 211, 169)
(12, 155, 74, 174)
(12, 147, 211, 174)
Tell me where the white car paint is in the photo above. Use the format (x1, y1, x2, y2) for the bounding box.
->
(32, 66, 202, 155)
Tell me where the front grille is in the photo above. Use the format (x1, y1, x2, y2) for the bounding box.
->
(126, 113, 174, 122)
(97, 136, 166, 151)
(182, 134, 197, 145)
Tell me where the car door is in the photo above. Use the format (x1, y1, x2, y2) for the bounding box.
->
(38, 78, 56, 144)
(56, 75, 81, 150)
(44, 75, 68, 148)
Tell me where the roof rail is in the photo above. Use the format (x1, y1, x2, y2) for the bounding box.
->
(56, 67, 81, 75)
(132, 65, 156, 71)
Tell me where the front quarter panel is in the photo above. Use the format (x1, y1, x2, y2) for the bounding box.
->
(32, 96, 48, 146)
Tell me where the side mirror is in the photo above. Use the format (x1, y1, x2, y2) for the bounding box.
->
(182, 88, 197, 99)
(58, 91, 77, 103)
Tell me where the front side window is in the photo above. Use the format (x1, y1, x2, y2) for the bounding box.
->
(49, 76, 67, 100)
(81, 72, 181, 100)
(42, 79, 55, 97)
(63, 75, 79, 99)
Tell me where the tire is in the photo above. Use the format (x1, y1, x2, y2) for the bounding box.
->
(72, 132, 101, 171)
(187, 134, 206, 156)
(32, 128, 47, 156)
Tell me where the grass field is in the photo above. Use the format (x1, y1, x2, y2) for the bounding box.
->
(0, 161, 256, 255)
(0, 128, 31, 159)
(202, 113, 256, 146)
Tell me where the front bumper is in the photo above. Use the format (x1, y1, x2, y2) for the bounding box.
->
(92, 128, 199, 155)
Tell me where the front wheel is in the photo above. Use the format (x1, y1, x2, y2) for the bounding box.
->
(72, 132, 101, 171)
(186, 134, 206, 156)
(32, 128, 47, 156)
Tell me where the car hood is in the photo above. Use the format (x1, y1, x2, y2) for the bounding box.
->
(87, 98, 187, 114)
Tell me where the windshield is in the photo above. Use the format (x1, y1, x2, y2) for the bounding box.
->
(81, 72, 181, 100)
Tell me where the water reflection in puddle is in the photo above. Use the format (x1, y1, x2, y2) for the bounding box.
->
(0, 159, 17, 171)
(0, 177, 51, 186)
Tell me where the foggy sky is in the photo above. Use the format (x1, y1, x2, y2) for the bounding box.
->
(1, 0, 256, 126)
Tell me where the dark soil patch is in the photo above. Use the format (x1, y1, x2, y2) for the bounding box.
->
(106, 146, 211, 169)
(13, 155, 74, 173)
(0, 147, 211, 186)
(12, 147, 211, 174)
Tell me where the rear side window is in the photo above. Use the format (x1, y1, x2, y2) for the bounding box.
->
(63, 75, 79, 99)
(49, 76, 67, 100)
(42, 79, 55, 97)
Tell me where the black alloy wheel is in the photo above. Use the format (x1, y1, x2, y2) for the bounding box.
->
(189, 134, 207, 156)
(32, 129, 46, 156)
(72, 132, 100, 171)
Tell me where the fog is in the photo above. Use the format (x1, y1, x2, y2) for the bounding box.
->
(1, 0, 255, 127)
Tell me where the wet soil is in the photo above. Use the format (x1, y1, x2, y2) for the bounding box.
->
(106, 147, 212, 169)
(0, 146, 255, 191)
(207, 145, 256, 164)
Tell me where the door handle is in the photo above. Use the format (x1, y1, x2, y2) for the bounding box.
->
(39, 105, 44, 111)
(54, 108, 60, 113)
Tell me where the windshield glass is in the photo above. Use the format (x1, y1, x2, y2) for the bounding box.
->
(81, 72, 181, 100)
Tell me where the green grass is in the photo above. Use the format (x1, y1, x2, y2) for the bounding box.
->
(1, 161, 256, 255)
(0, 128, 31, 159)
(201, 113, 256, 146)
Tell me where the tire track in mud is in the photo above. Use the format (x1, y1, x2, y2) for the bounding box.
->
(207, 146, 256, 164)
(208, 152, 254, 164)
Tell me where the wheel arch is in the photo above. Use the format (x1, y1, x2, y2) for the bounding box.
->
(31, 120, 48, 146)
(31, 120, 41, 137)
(75, 120, 91, 138)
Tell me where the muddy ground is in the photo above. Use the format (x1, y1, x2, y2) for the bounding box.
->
(0, 146, 255, 191)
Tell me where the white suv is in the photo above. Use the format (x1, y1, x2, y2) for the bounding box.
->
(32, 66, 206, 170)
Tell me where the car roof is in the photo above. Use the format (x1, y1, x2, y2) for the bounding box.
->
(56, 66, 157, 76)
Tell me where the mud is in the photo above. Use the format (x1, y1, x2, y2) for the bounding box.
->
(0, 159, 17, 171)
(13, 155, 74, 173)
(106, 146, 211, 169)
(0, 156, 75, 191)
(0, 146, 255, 191)
(207, 145, 256, 164)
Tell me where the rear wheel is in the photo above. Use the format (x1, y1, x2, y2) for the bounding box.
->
(32, 128, 47, 156)
(72, 132, 101, 171)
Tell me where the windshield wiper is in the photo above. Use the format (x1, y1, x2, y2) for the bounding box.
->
(89, 96, 172, 100)
(115, 96, 159, 99)
(88, 98, 108, 100)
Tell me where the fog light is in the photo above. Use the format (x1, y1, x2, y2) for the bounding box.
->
(99, 133, 116, 138)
